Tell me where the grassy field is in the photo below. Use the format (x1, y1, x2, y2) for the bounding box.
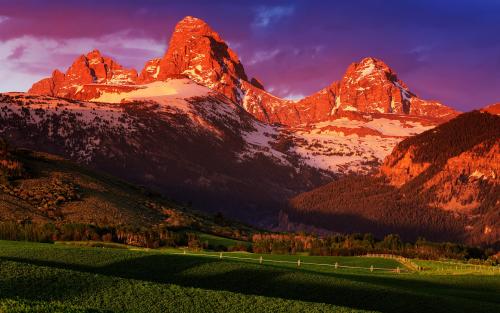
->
(195, 232, 250, 249)
(0, 240, 499, 313)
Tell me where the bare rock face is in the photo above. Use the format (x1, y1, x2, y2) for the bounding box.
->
(28, 50, 138, 98)
(334, 57, 411, 114)
(138, 58, 161, 82)
(333, 57, 458, 119)
(141, 16, 248, 104)
(380, 111, 500, 189)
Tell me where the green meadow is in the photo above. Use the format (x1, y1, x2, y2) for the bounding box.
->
(0, 240, 499, 313)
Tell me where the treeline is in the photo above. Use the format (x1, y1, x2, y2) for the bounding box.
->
(392, 111, 500, 166)
(0, 222, 200, 249)
(252, 233, 499, 262)
(288, 175, 466, 242)
(2, 221, 497, 263)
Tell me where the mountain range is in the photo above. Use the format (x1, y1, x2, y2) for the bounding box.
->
(0, 16, 497, 244)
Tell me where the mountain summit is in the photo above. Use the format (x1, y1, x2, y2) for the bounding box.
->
(140, 16, 254, 104)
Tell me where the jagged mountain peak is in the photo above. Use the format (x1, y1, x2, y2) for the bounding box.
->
(174, 16, 216, 35)
(346, 57, 408, 88)
(139, 16, 248, 104)
(29, 49, 138, 97)
(335, 56, 413, 114)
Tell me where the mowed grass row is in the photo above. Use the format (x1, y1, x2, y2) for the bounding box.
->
(414, 259, 500, 275)
(1, 240, 500, 313)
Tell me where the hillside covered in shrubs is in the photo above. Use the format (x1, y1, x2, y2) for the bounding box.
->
(0, 141, 254, 246)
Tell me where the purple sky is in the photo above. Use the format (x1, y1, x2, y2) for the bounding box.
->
(0, 0, 499, 111)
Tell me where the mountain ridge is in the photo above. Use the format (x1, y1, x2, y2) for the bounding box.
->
(28, 16, 458, 126)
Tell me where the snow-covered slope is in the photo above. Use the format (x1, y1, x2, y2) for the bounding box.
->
(0, 80, 332, 226)
(290, 112, 436, 173)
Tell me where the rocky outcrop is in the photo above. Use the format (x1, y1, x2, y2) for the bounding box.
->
(425, 141, 499, 212)
(482, 103, 500, 115)
(28, 49, 138, 98)
(380, 145, 431, 187)
(138, 58, 161, 82)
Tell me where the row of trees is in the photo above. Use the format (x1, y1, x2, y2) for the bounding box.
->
(0, 222, 201, 249)
(1, 221, 496, 262)
(252, 232, 498, 261)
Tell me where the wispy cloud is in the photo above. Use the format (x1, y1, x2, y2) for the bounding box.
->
(409, 45, 434, 62)
(248, 49, 281, 65)
(0, 16, 9, 24)
(252, 5, 294, 28)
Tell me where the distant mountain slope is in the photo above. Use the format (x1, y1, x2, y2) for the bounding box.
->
(288, 110, 500, 244)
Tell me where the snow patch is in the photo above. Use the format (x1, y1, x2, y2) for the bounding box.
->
(90, 79, 209, 106)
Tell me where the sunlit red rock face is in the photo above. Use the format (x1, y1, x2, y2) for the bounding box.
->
(481, 103, 500, 115)
(139, 58, 161, 82)
(29, 50, 138, 98)
(140, 16, 251, 104)
(334, 58, 458, 119)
